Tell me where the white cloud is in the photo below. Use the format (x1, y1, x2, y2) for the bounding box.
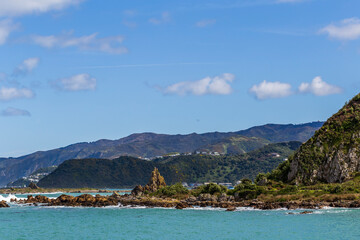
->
(31, 32, 127, 54)
(0, 87, 34, 101)
(55, 73, 96, 91)
(149, 11, 171, 25)
(299, 76, 342, 96)
(320, 18, 360, 40)
(0, 72, 6, 81)
(0, 0, 84, 17)
(164, 73, 234, 96)
(14, 57, 39, 75)
(0, 19, 18, 45)
(249, 80, 292, 100)
(1, 107, 30, 117)
(123, 10, 137, 17)
(196, 19, 216, 28)
(122, 20, 137, 28)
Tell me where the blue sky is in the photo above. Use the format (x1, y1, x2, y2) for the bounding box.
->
(1, 0, 360, 157)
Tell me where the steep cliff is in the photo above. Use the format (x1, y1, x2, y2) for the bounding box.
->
(286, 93, 360, 184)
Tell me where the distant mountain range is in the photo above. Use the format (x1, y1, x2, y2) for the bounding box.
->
(0, 122, 323, 186)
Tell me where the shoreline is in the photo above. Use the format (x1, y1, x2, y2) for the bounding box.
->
(4, 192, 360, 211)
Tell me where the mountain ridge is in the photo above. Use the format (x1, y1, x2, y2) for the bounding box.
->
(0, 122, 323, 186)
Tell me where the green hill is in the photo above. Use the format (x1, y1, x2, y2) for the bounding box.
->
(270, 93, 360, 185)
(38, 141, 301, 188)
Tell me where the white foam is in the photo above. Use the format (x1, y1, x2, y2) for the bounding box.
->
(0, 194, 25, 202)
(235, 207, 260, 211)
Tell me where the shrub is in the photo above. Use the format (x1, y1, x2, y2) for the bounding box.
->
(192, 183, 228, 196)
(156, 183, 189, 197)
(255, 173, 267, 184)
(278, 185, 298, 194)
(230, 181, 266, 200)
(241, 178, 253, 185)
(235, 190, 257, 200)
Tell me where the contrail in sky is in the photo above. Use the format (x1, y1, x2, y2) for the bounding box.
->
(78, 62, 221, 69)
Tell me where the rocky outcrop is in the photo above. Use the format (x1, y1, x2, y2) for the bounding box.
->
(25, 195, 52, 204)
(0, 200, 9, 208)
(286, 93, 360, 184)
(52, 194, 118, 207)
(144, 167, 166, 192)
(131, 168, 166, 196)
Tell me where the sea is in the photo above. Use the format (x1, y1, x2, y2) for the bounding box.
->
(1, 192, 360, 240)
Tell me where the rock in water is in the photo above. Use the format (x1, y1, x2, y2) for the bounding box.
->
(28, 182, 39, 189)
(0, 200, 9, 208)
(226, 207, 236, 212)
(286, 93, 360, 184)
(300, 211, 313, 215)
(131, 168, 166, 196)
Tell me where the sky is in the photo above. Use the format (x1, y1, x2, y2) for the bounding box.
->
(1, 0, 360, 157)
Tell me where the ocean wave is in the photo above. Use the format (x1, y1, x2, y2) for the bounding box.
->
(0, 194, 25, 202)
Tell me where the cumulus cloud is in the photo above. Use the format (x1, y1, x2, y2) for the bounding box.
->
(31, 32, 127, 54)
(13, 57, 39, 75)
(0, 0, 84, 17)
(149, 11, 171, 25)
(54, 73, 96, 91)
(1, 107, 30, 117)
(0, 72, 6, 81)
(196, 19, 216, 28)
(320, 18, 360, 40)
(164, 73, 234, 96)
(299, 76, 342, 96)
(123, 10, 137, 17)
(249, 80, 293, 100)
(0, 87, 34, 101)
(122, 21, 137, 28)
(0, 19, 18, 45)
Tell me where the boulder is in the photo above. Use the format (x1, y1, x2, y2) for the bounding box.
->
(198, 194, 217, 202)
(25, 195, 51, 204)
(57, 194, 75, 203)
(0, 200, 9, 208)
(186, 196, 197, 203)
(175, 202, 189, 210)
(131, 185, 144, 197)
(218, 193, 229, 202)
(109, 191, 122, 200)
(226, 206, 236, 211)
(300, 211, 313, 214)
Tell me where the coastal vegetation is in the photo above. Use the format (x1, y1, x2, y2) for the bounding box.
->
(149, 171, 360, 205)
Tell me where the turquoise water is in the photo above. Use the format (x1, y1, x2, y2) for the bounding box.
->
(2, 194, 360, 239)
